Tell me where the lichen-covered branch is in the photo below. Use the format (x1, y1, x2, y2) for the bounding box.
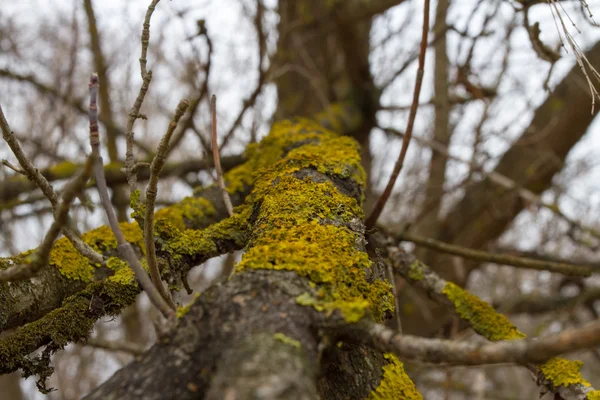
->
(349, 319, 600, 366)
(385, 244, 600, 399)
(85, 116, 418, 399)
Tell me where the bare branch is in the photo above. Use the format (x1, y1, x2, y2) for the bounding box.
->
(125, 0, 161, 194)
(366, 0, 430, 228)
(350, 319, 600, 366)
(89, 73, 174, 319)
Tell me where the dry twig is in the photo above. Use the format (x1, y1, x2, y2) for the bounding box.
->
(88, 73, 174, 319)
(366, 0, 430, 228)
(125, 0, 161, 194)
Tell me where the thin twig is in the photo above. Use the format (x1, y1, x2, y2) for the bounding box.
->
(0, 104, 104, 265)
(125, 0, 160, 195)
(211, 95, 234, 216)
(89, 73, 174, 319)
(218, 1, 269, 151)
(0, 157, 93, 282)
(1, 159, 25, 175)
(366, 0, 430, 229)
(144, 99, 190, 309)
(139, 0, 160, 78)
(396, 231, 592, 277)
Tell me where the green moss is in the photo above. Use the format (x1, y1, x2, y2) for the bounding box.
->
(538, 358, 591, 388)
(407, 260, 424, 281)
(273, 333, 301, 349)
(442, 282, 525, 341)
(368, 353, 422, 400)
(0, 278, 138, 390)
(157, 206, 251, 266)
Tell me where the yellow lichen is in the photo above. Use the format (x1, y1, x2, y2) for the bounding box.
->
(176, 292, 200, 318)
(442, 283, 596, 393)
(588, 390, 600, 400)
(48, 221, 145, 282)
(106, 257, 135, 285)
(273, 333, 301, 349)
(538, 358, 591, 388)
(235, 120, 392, 323)
(407, 260, 424, 281)
(155, 196, 215, 231)
(442, 282, 525, 341)
(368, 353, 422, 400)
(48, 237, 95, 281)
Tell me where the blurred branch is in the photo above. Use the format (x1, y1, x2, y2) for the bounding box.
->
(219, 0, 269, 150)
(0, 155, 244, 207)
(395, 231, 592, 277)
(383, 126, 600, 250)
(0, 104, 104, 265)
(85, 338, 146, 356)
(0, 68, 153, 155)
(0, 157, 92, 282)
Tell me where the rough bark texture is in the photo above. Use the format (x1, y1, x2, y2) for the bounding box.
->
(85, 271, 321, 400)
